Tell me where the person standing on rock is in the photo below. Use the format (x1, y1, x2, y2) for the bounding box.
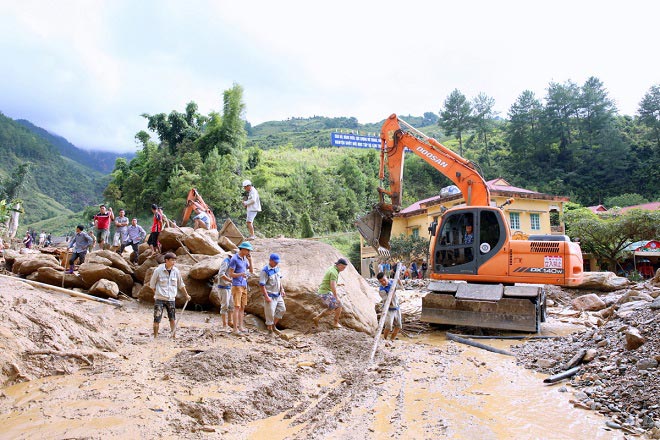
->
(260, 253, 286, 336)
(148, 204, 163, 254)
(23, 231, 33, 248)
(114, 209, 129, 250)
(242, 180, 261, 240)
(121, 218, 146, 264)
(67, 225, 94, 273)
(93, 205, 114, 250)
(211, 255, 233, 331)
(377, 272, 403, 341)
(312, 258, 348, 329)
(149, 252, 191, 339)
(228, 242, 254, 334)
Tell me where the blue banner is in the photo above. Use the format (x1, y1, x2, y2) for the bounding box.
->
(330, 132, 381, 149)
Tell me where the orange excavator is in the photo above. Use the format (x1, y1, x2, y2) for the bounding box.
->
(356, 114, 584, 332)
(181, 189, 217, 230)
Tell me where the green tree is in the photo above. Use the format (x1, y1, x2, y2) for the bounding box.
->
(439, 89, 472, 156)
(300, 212, 314, 238)
(506, 90, 544, 181)
(388, 233, 429, 263)
(472, 92, 497, 153)
(604, 193, 649, 209)
(565, 208, 660, 269)
(638, 84, 660, 149)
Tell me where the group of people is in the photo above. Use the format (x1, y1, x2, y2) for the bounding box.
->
(148, 243, 349, 339)
(23, 229, 52, 248)
(370, 260, 428, 280)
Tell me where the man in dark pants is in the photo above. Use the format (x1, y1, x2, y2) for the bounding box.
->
(67, 225, 94, 273)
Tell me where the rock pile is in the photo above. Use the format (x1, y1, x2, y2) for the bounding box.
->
(513, 279, 660, 437)
(3, 229, 379, 334)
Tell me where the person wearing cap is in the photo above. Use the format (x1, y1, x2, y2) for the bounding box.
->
(149, 252, 191, 338)
(241, 180, 261, 240)
(259, 253, 286, 335)
(148, 203, 163, 254)
(66, 224, 94, 273)
(228, 241, 255, 334)
(312, 258, 349, 328)
(93, 204, 114, 250)
(120, 218, 147, 264)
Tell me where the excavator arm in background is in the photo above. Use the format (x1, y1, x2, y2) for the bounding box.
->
(357, 114, 491, 253)
(181, 188, 217, 230)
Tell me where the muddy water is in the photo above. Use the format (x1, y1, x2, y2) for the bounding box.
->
(244, 331, 622, 440)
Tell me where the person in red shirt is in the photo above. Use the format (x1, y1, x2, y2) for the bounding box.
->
(93, 205, 114, 250)
(148, 204, 163, 254)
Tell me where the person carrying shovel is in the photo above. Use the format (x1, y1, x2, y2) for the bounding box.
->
(149, 252, 191, 339)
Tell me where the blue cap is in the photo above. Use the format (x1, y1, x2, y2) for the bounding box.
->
(269, 253, 280, 263)
(238, 242, 253, 251)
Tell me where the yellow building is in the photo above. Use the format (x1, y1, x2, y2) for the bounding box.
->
(360, 178, 569, 275)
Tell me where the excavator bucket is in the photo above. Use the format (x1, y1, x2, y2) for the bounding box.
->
(355, 205, 394, 256)
(421, 282, 546, 332)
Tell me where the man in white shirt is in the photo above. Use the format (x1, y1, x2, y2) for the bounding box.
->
(149, 253, 191, 338)
(242, 179, 261, 240)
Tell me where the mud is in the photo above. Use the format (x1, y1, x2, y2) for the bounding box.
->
(0, 276, 627, 439)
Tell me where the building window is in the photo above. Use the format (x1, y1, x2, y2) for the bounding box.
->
(530, 213, 540, 230)
(412, 228, 419, 238)
(509, 212, 520, 230)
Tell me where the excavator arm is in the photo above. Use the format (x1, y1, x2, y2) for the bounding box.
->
(181, 188, 217, 230)
(357, 114, 490, 253)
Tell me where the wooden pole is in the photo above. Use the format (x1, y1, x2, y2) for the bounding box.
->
(369, 263, 402, 363)
(446, 332, 514, 356)
(0, 274, 123, 307)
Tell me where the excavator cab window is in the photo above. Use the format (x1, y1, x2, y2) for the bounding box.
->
(434, 212, 476, 272)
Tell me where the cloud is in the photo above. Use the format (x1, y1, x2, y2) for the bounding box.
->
(0, 0, 658, 152)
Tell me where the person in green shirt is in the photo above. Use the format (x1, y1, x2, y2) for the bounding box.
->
(312, 258, 348, 328)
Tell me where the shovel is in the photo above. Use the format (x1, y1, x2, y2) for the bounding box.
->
(172, 299, 189, 338)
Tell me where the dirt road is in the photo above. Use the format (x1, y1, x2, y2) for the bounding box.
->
(0, 279, 622, 439)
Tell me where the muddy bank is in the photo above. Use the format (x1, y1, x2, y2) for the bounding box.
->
(0, 277, 627, 439)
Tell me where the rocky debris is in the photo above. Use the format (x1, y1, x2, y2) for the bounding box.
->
(0, 278, 116, 386)
(158, 227, 194, 251)
(134, 256, 159, 283)
(513, 292, 660, 436)
(93, 250, 134, 275)
(27, 267, 87, 289)
(577, 271, 630, 291)
(243, 238, 379, 334)
(182, 230, 224, 256)
(78, 263, 134, 295)
(189, 255, 228, 280)
(2, 249, 21, 270)
(85, 254, 113, 266)
(572, 293, 606, 311)
(89, 279, 120, 299)
(218, 236, 238, 252)
(137, 264, 208, 307)
(12, 254, 61, 276)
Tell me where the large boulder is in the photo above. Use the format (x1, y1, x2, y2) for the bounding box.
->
(2, 249, 21, 270)
(93, 250, 134, 275)
(243, 238, 379, 334)
(183, 231, 224, 256)
(576, 272, 630, 291)
(158, 227, 193, 251)
(134, 256, 160, 283)
(89, 279, 119, 299)
(85, 254, 113, 266)
(137, 246, 154, 265)
(78, 263, 133, 295)
(173, 251, 212, 266)
(28, 267, 87, 289)
(572, 293, 607, 311)
(12, 254, 61, 276)
(218, 236, 238, 252)
(189, 255, 229, 280)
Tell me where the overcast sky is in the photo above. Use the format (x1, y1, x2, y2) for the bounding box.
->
(1, 0, 658, 152)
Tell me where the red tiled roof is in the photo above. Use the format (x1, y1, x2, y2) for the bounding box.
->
(399, 178, 544, 215)
(618, 202, 660, 213)
(587, 205, 608, 213)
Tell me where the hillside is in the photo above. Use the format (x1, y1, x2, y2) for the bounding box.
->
(16, 119, 134, 173)
(0, 112, 108, 225)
